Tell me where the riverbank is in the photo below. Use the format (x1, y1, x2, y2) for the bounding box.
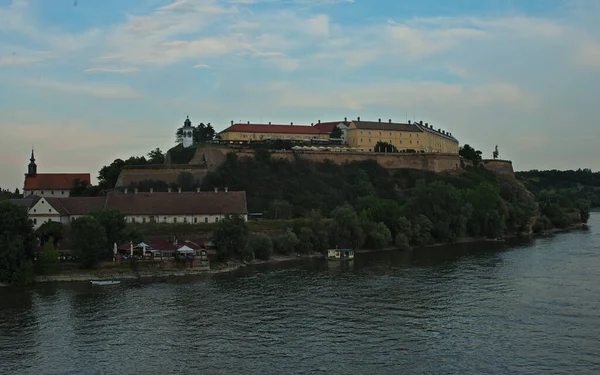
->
(17, 222, 591, 285)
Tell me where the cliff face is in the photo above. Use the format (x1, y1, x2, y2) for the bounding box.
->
(481, 159, 515, 177)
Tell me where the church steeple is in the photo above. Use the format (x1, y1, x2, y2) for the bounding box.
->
(182, 115, 193, 148)
(27, 149, 37, 177)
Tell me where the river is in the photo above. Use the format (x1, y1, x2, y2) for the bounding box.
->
(1, 214, 600, 374)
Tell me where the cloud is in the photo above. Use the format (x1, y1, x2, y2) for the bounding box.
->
(19, 78, 141, 98)
(84, 67, 140, 73)
(192, 63, 211, 69)
(574, 41, 600, 69)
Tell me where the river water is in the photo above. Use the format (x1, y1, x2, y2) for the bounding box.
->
(2, 215, 600, 375)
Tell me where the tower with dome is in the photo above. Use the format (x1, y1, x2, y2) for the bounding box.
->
(182, 116, 194, 148)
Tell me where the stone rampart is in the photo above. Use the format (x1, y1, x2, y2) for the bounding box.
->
(236, 150, 462, 173)
(115, 167, 208, 188)
(481, 159, 515, 177)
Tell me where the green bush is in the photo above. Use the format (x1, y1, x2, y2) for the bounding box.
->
(273, 228, 299, 255)
(394, 233, 411, 251)
(167, 144, 198, 164)
(35, 238, 60, 275)
(246, 234, 273, 260)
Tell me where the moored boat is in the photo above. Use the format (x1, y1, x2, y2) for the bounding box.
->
(327, 248, 354, 261)
(90, 280, 121, 286)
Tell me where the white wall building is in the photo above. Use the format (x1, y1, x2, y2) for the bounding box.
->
(182, 116, 194, 148)
(23, 150, 91, 198)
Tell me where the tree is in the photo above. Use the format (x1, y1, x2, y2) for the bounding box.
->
(273, 228, 299, 255)
(147, 148, 165, 164)
(297, 227, 314, 254)
(176, 172, 199, 191)
(411, 214, 434, 246)
(35, 238, 59, 275)
(211, 215, 248, 261)
(36, 221, 64, 246)
(374, 141, 398, 153)
(0, 201, 34, 283)
(465, 182, 507, 238)
(71, 216, 108, 268)
(330, 126, 343, 139)
(328, 205, 364, 249)
(493, 145, 499, 160)
(90, 208, 126, 250)
(98, 158, 126, 190)
(246, 234, 273, 260)
(395, 233, 411, 251)
(459, 144, 483, 164)
(362, 221, 392, 250)
(267, 199, 293, 220)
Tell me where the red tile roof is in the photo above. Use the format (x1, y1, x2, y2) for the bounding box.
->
(220, 123, 323, 135)
(24, 173, 90, 190)
(106, 191, 247, 215)
(45, 197, 105, 215)
(313, 121, 349, 133)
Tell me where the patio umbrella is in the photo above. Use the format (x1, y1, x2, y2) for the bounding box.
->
(130, 241, 133, 257)
(113, 242, 117, 261)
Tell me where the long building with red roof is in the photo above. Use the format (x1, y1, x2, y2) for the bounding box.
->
(218, 121, 329, 143)
(23, 150, 90, 198)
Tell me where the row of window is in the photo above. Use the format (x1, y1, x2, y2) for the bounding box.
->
(129, 217, 219, 224)
(359, 139, 419, 145)
(33, 190, 66, 195)
(359, 131, 418, 138)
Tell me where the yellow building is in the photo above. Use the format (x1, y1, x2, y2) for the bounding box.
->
(346, 119, 459, 153)
(218, 122, 329, 143)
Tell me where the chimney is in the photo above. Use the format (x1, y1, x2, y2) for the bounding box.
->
(344, 117, 347, 122)
(425, 123, 428, 127)
(291, 122, 293, 126)
(408, 120, 411, 124)
(438, 128, 441, 132)
(124, 188, 128, 195)
(269, 121, 271, 125)
(214, 187, 218, 193)
(168, 187, 172, 193)
(311, 123, 314, 126)
(196, 187, 200, 193)
(178, 187, 182, 194)
(231, 120, 233, 125)
(420, 121, 423, 125)
(378, 118, 381, 123)
(318, 120, 321, 124)
(225, 187, 228, 193)
(134, 188, 138, 195)
(389, 119, 392, 123)
(357, 116, 360, 121)
(247, 121, 250, 124)
(150, 188, 154, 194)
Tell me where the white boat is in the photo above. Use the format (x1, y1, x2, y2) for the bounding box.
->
(327, 248, 354, 261)
(90, 280, 121, 286)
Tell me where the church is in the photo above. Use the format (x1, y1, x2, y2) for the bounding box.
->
(23, 150, 91, 198)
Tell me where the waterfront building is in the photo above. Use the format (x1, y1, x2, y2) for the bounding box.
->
(23, 150, 90, 197)
(218, 122, 329, 144)
(23, 189, 248, 229)
(346, 118, 459, 153)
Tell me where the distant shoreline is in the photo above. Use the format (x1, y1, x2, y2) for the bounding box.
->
(1, 223, 588, 287)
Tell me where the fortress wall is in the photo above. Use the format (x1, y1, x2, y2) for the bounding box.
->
(481, 159, 515, 177)
(115, 168, 208, 188)
(236, 150, 462, 173)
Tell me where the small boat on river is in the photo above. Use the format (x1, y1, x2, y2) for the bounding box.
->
(327, 248, 354, 261)
(90, 280, 121, 286)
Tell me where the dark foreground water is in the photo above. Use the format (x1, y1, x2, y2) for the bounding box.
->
(2, 216, 600, 374)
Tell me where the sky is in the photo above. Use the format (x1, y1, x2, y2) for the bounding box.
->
(1, 0, 599, 188)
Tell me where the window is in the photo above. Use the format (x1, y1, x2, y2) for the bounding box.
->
(34, 209, 36, 213)
(194, 218, 198, 223)
(34, 219, 37, 225)
(417, 141, 419, 144)
(410, 140, 412, 144)
(61, 191, 64, 195)
(417, 134, 419, 138)
(184, 218, 188, 223)
(142, 218, 146, 223)
(51, 191, 54, 195)
(399, 133, 402, 137)
(215, 217, 219, 223)
(378, 131, 381, 136)
(48, 209, 51, 213)
(173, 218, 178, 223)
(205, 217, 208, 223)
(41, 191, 43, 195)
(389, 132, 392, 136)
(399, 140, 403, 144)
(368, 138, 371, 143)
(389, 139, 393, 144)
(131, 218, 136, 223)
(410, 133, 412, 137)
(360, 138, 363, 143)
(368, 131, 371, 135)
(164, 217, 167, 222)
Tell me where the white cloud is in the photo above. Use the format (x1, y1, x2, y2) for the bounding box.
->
(192, 63, 211, 68)
(305, 14, 330, 38)
(84, 67, 140, 73)
(19, 78, 141, 98)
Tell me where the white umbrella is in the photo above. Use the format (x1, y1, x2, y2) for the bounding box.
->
(113, 242, 117, 262)
(130, 241, 133, 257)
